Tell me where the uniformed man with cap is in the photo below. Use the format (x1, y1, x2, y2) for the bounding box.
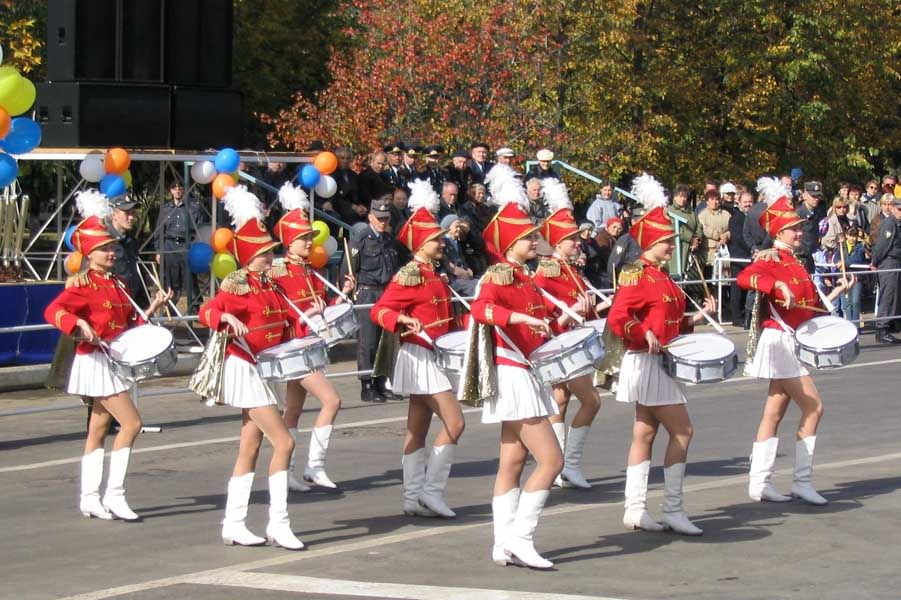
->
(424, 145, 447, 194)
(339, 198, 401, 402)
(795, 180, 825, 272)
(871, 195, 901, 344)
(107, 194, 149, 307)
(155, 181, 205, 312)
(382, 142, 408, 189)
(467, 142, 494, 184)
(403, 146, 431, 193)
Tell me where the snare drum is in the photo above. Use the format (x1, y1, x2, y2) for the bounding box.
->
(107, 324, 178, 382)
(584, 319, 606, 336)
(306, 304, 359, 347)
(529, 327, 605, 385)
(663, 333, 737, 384)
(434, 330, 469, 392)
(257, 336, 330, 382)
(794, 315, 859, 369)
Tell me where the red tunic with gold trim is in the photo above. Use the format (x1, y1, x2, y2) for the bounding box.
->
(44, 270, 145, 354)
(471, 261, 563, 368)
(371, 260, 457, 350)
(607, 259, 692, 351)
(268, 257, 330, 337)
(199, 269, 300, 364)
(532, 256, 589, 327)
(737, 246, 821, 330)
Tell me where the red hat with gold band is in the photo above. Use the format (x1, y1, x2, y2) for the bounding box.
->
(628, 173, 676, 250)
(397, 207, 444, 252)
(756, 177, 803, 238)
(275, 182, 312, 246)
(483, 163, 538, 259)
(72, 190, 116, 255)
(223, 185, 280, 265)
(540, 178, 579, 246)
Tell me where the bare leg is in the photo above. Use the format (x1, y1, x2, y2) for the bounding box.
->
(416, 390, 465, 446)
(300, 371, 342, 428)
(97, 391, 142, 451)
(404, 396, 433, 454)
(247, 405, 295, 475)
(565, 375, 601, 428)
(516, 418, 564, 492)
(282, 380, 307, 429)
(494, 422, 528, 496)
(652, 404, 694, 467)
(780, 375, 824, 439)
(548, 385, 570, 424)
(627, 404, 659, 466)
(755, 379, 791, 441)
(85, 401, 112, 454)
(232, 410, 263, 477)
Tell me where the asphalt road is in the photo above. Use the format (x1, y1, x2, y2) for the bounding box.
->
(1, 328, 900, 600)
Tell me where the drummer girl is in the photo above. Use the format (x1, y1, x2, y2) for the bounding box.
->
(44, 190, 171, 521)
(737, 178, 855, 505)
(532, 178, 605, 490)
(470, 164, 585, 569)
(198, 186, 304, 550)
(371, 181, 465, 518)
(268, 183, 355, 492)
(607, 174, 714, 536)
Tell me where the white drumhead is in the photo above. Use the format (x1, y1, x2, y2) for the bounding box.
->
(530, 327, 596, 360)
(108, 325, 173, 361)
(435, 330, 468, 351)
(795, 316, 858, 347)
(323, 303, 353, 321)
(585, 319, 606, 334)
(667, 333, 735, 360)
(261, 335, 324, 356)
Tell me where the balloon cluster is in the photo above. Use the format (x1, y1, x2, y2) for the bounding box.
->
(190, 147, 240, 200)
(78, 147, 132, 196)
(299, 151, 339, 199)
(0, 56, 42, 187)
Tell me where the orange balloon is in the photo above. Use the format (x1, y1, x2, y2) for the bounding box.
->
(312, 151, 338, 176)
(65, 251, 83, 275)
(104, 147, 131, 174)
(211, 227, 234, 253)
(0, 106, 10, 139)
(309, 245, 329, 269)
(212, 173, 236, 199)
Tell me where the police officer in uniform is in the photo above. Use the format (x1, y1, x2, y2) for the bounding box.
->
(106, 195, 148, 307)
(155, 181, 205, 312)
(871, 196, 901, 344)
(424, 145, 447, 194)
(339, 198, 400, 402)
(382, 142, 408, 190)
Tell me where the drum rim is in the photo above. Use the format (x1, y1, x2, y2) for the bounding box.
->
(530, 327, 599, 360)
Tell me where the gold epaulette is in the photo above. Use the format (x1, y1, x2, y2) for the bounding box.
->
(267, 259, 289, 279)
(65, 272, 91, 289)
(617, 261, 645, 287)
(486, 263, 514, 285)
(754, 249, 781, 263)
(394, 262, 422, 286)
(536, 258, 561, 278)
(220, 269, 251, 295)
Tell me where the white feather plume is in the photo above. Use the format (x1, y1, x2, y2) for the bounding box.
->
(408, 179, 440, 214)
(278, 181, 309, 213)
(541, 178, 571, 212)
(756, 176, 786, 207)
(75, 190, 112, 220)
(485, 163, 528, 210)
(222, 185, 264, 229)
(630, 172, 667, 211)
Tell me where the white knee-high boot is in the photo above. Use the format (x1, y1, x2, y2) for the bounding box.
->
(402, 449, 436, 517)
(561, 426, 592, 489)
(552, 422, 566, 488)
(304, 425, 337, 488)
(266, 471, 305, 550)
(660, 463, 703, 536)
(221, 472, 265, 546)
(102, 447, 139, 520)
(748, 438, 791, 502)
(419, 444, 456, 518)
(491, 487, 520, 566)
(287, 428, 311, 492)
(80, 448, 113, 519)
(504, 489, 554, 569)
(791, 436, 828, 505)
(622, 460, 663, 531)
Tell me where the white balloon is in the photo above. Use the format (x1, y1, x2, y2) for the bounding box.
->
(323, 236, 338, 256)
(191, 160, 217, 185)
(315, 175, 337, 198)
(79, 156, 106, 183)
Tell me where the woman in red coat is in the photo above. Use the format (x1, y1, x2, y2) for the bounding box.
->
(737, 178, 855, 505)
(44, 190, 171, 521)
(268, 183, 355, 492)
(371, 185, 465, 518)
(608, 174, 714, 536)
(198, 186, 304, 550)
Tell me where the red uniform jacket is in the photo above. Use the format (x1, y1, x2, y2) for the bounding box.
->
(44, 270, 145, 354)
(471, 261, 563, 368)
(737, 246, 820, 331)
(608, 258, 692, 351)
(371, 260, 456, 351)
(199, 269, 300, 364)
(532, 256, 588, 327)
(268, 258, 331, 337)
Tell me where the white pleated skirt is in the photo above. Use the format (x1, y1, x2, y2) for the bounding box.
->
(482, 364, 559, 424)
(616, 351, 687, 406)
(214, 355, 279, 408)
(67, 350, 130, 398)
(746, 328, 809, 379)
(392, 342, 452, 396)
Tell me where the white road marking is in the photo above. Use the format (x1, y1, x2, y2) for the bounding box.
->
(189, 571, 628, 600)
(55, 449, 901, 600)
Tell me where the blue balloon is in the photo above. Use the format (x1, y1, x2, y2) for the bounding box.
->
(187, 242, 214, 274)
(0, 118, 42, 155)
(64, 225, 78, 251)
(214, 148, 240, 174)
(299, 164, 321, 188)
(0, 153, 17, 187)
(100, 174, 126, 197)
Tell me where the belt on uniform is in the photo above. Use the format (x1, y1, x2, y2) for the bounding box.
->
(357, 284, 385, 291)
(165, 237, 187, 243)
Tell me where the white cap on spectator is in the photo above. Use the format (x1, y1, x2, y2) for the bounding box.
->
(536, 148, 554, 161)
(719, 182, 737, 195)
(496, 147, 515, 158)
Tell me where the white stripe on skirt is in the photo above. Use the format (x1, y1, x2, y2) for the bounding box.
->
(481, 364, 558, 424)
(67, 350, 130, 398)
(392, 342, 452, 396)
(616, 351, 687, 406)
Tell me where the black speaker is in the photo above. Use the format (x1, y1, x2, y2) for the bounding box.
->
(36, 82, 171, 148)
(48, 0, 118, 81)
(170, 86, 242, 149)
(165, 0, 233, 87)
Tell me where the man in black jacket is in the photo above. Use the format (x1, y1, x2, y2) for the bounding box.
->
(795, 181, 824, 272)
(331, 146, 359, 223)
(107, 195, 148, 307)
(467, 142, 493, 184)
(728, 192, 754, 326)
(356, 151, 392, 223)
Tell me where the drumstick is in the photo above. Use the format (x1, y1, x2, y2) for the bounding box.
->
(303, 268, 333, 337)
(400, 316, 455, 337)
(663, 340, 694, 350)
(691, 253, 713, 300)
(343, 238, 356, 302)
(776, 300, 831, 314)
(837, 239, 851, 301)
(227, 320, 288, 339)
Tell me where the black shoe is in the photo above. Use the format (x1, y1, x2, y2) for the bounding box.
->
(875, 331, 901, 344)
(374, 378, 403, 401)
(360, 381, 386, 403)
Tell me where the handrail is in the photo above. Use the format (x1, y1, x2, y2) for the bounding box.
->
(524, 159, 637, 201)
(236, 171, 352, 233)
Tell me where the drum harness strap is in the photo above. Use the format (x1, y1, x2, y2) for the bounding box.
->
(447, 284, 534, 368)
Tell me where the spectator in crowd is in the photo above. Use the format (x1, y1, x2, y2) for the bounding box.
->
(357, 151, 392, 219)
(607, 231, 641, 286)
(846, 184, 870, 234)
(577, 222, 605, 289)
(695, 178, 718, 214)
(840, 226, 866, 326)
(458, 183, 495, 232)
(468, 142, 493, 184)
(728, 191, 754, 326)
(331, 146, 359, 223)
(870, 193, 895, 241)
(795, 180, 824, 271)
(813, 239, 841, 304)
(437, 181, 461, 220)
(593, 217, 623, 289)
(835, 181, 850, 202)
(697, 189, 731, 274)
(382, 142, 407, 189)
(446, 150, 472, 194)
(821, 197, 853, 249)
(424, 145, 447, 193)
(861, 179, 882, 223)
(400, 144, 417, 181)
(495, 147, 516, 167)
(744, 191, 772, 254)
(404, 146, 431, 191)
(155, 181, 204, 312)
(871, 195, 901, 344)
(525, 177, 549, 224)
(666, 183, 702, 277)
(719, 182, 737, 213)
(439, 214, 479, 296)
(106, 195, 148, 307)
(585, 179, 621, 231)
(882, 174, 898, 195)
(526, 148, 561, 180)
